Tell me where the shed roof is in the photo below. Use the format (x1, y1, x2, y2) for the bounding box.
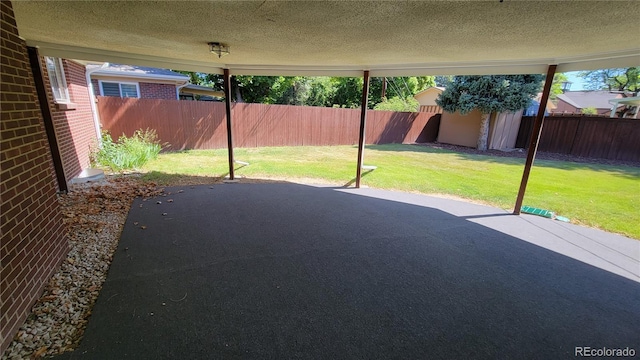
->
(557, 91, 624, 110)
(13, 1, 640, 76)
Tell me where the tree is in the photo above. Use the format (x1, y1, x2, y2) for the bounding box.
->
(171, 70, 436, 109)
(550, 73, 569, 100)
(369, 76, 435, 109)
(578, 67, 639, 93)
(434, 75, 453, 87)
(435, 75, 544, 150)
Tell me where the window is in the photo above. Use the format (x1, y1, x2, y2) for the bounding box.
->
(99, 81, 140, 98)
(45, 57, 70, 103)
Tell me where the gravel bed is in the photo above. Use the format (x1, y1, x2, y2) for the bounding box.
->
(2, 176, 163, 360)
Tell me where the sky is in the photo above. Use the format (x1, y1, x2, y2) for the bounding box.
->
(564, 71, 586, 91)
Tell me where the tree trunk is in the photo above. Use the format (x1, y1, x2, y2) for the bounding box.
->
(235, 86, 244, 103)
(477, 112, 492, 151)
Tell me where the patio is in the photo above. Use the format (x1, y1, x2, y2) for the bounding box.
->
(55, 182, 639, 359)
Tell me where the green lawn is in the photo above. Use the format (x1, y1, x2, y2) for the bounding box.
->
(141, 144, 640, 239)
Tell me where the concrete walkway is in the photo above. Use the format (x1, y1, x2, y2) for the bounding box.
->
(58, 183, 640, 359)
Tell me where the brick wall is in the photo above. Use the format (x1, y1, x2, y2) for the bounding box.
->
(0, 0, 69, 353)
(40, 57, 97, 181)
(91, 78, 100, 97)
(92, 79, 177, 100)
(139, 82, 177, 99)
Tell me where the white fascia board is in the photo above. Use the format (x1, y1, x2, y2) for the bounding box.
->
(90, 70, 188, 83)
(29, 40, 640, 77)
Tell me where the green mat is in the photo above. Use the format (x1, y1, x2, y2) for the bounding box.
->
(521, 206, 555, 218)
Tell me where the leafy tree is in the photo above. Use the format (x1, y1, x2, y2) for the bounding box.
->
(550, 73, 569, 100)
(305, 77, 335, 107)
(435, 75, 544, 150)
(434, 75, 453, 87)
(172, 70, 436, 109)
(581, 107, 598, 115)
(578, 67, 639, 93)
(373, 96, 419, 112)
(331, 77, 364, 108)
(369, 76, 435, 108)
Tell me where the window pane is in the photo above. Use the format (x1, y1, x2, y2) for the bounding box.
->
(120, 84, 138, 98)
(45, 57, 69, 102)
(101, 82, 121, 97)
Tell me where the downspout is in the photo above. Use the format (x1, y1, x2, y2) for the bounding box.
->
(176, 80, 189, 100)
(86, 63, 109, 147)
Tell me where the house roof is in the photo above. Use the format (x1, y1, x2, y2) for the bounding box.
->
(87, 63, 189, 82)
(12, 1, 640, 76)
(414, 87, 445, 97)
(557, 91, 623, 110)
(181, 84, 224, 98)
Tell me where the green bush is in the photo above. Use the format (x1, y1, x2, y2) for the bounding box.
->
(373, 96, 420, 112)
(93, 129, 163, 172)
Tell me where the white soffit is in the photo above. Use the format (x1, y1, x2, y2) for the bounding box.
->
(13, 1, 640, 76)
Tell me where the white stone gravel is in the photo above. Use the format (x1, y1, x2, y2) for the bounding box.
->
(2, 177, 163, 359)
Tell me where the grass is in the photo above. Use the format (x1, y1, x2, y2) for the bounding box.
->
(93, 129, 162, 172)
(141, 144, 640, 239)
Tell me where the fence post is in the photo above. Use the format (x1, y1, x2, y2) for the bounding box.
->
(513, 64, 557, 214)
(356, 70, 370, 188)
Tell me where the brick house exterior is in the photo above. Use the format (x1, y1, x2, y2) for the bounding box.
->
(91, 78, 180, 100)
(552, 91, 623, 116)
(1, 0, 69, 353)
(41, 58, 97, 181)
(89, 64, 188, 100)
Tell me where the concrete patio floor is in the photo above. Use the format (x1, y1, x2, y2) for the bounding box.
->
(58, 183, 640, 359)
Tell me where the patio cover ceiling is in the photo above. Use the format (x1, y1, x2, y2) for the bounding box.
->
(13, 1, 640, 76)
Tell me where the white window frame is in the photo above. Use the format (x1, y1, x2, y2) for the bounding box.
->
(98, 80, 141, 98)
(44, 57, 70, 103)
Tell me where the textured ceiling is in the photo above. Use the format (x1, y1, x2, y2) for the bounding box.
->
(12, 0, 640, 76)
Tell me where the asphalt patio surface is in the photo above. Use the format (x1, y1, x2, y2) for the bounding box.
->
(58, 183, 640, 359)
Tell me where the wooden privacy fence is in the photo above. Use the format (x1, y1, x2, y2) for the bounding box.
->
(97, 97, 440, 150)
(516, 114, 640, 162)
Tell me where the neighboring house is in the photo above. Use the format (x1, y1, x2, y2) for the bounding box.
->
(37, 58, 223, 184)
(87, 63, 189, 100)
(87, 63, 222, 100)
(180, 84, 224, 101)
(553, 91, 623, 115)
(413, 86, 444, 113)
(523, 92, 556, 116)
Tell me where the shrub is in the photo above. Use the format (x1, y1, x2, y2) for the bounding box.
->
(373, 96, 420, 112)
(93, 129, 163, 172)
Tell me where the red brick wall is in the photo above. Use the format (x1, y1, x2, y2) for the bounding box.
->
(139, 82, 177, 99)
(41, 57, 97, 181)
(92, 79, 177, 100)
(91, 78, 100, 97)
(0, 0, 69, 353)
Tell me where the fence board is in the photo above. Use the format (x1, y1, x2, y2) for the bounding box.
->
(98, 97, 440, 151)
(515, 114, 640, 162)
